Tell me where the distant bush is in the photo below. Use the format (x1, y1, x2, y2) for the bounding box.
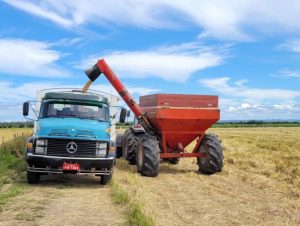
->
(0, 122, 33, 128)
(214, 120, 300, 128)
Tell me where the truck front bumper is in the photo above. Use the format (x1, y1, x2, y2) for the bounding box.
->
(26, 153, 114, 175)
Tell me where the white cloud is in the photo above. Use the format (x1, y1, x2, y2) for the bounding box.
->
(198, 77, 300, 102)
(271, 69, 300, 79)
(0, 38, 68, 77)
(50, 37, 84, 47)
(2, 0, 73, 27)
(273, 104, 300, 111)
(279, 39, 300, 52)
(77, 42, 225, 82)
(199, 77, 300, 119)
(221, 103, 300, 120)
(4, 0, 300, 40)
(241, 103, 251, 109)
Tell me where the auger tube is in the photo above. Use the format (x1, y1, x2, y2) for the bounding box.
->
(84, 59, 153, 131)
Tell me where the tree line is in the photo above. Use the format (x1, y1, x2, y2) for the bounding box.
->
(0, 122, 34, 128)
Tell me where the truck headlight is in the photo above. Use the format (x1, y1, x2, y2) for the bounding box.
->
(96, 142, 107, 157)
(35, 139, 47, 155)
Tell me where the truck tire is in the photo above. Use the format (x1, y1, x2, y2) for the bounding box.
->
(123, 129, 139, 165)
(100, 173, 112, 185)
(197, 133, 224, 174)
(136, 134, 160, 177)
(116, 147, 122, 159)
(116, 133, 123, 159)
(27, 170, 40, 184)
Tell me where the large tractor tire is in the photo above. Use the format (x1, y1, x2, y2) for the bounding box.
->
(197, 133, 223, 174)
(122, 129, 139, 165)
(27, 170, 40, 184)
(136, 134, 160, 177)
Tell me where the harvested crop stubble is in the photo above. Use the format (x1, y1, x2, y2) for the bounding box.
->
(115, 127, 300, 225)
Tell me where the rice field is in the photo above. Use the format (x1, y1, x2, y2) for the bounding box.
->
(0, 128, 31, 144)
(0, 127, 299, 225)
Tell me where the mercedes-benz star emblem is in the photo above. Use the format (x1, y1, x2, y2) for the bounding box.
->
(66, 142, 77, 153)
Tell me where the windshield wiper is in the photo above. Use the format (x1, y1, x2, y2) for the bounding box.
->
(86, 116, 107, 122)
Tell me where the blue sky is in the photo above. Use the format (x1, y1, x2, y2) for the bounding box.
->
(0, 0, 300, 121)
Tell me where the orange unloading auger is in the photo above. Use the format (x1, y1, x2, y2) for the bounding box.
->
(83, 59, 153, 132)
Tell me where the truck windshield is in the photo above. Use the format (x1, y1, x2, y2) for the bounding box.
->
(40, 102, 109, 121)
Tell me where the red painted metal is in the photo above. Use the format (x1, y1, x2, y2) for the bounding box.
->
(140, 94, 220, 157)
(140, 94, 218, 108)
(160, 152, 206, 158)
(96, 59, 143, 118)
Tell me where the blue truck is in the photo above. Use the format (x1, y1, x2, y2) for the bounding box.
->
(23, 90, 125, 185)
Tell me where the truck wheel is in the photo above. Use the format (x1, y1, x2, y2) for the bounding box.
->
(27, 170, 40, 184)
(136, 134, 160, 177)
(100, 173, 112, 185)
(115, 133, 123, 159)
(123, 129, 139, 165)
(116, 147, 122, 159)
(197, 133, 224, 174)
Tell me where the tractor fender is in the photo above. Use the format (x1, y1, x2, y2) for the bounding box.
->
(130, 125, 146, 135)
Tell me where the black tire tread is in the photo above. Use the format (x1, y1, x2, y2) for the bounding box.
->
(100, 173, 112, 185)
(138, 135, 160, 177)
(123, 129, 139, 165)
(116, 147, 122, 159)
(27, 170, 40, 184)
(198, 133, 224, 174)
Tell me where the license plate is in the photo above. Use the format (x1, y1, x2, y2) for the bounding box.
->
(63, 162, 80, 171)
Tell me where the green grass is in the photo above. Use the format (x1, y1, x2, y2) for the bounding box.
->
(0, 184, 26, 211)
(0, 133, 29, 211)
(127, 202, 154, 226)
(110, 180, 130, 205)
(110, 180, 154, 226)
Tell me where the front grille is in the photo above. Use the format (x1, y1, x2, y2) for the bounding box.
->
(47, 139, 97, 157)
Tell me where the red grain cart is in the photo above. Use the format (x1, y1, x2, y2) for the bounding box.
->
(84, 59, 224, 177)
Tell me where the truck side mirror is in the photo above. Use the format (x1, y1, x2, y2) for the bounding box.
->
(127, 111, 131, 117)
(23, 102, 29, 116)
(119, 108, 127, 123)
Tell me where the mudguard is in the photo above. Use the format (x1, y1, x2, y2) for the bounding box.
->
(130, 125, 146, 134)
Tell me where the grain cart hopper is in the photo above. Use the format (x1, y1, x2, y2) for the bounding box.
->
(84, 59, 224, 177)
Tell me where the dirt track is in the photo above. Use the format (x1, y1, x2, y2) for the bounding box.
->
(0, 175, 126, 226)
